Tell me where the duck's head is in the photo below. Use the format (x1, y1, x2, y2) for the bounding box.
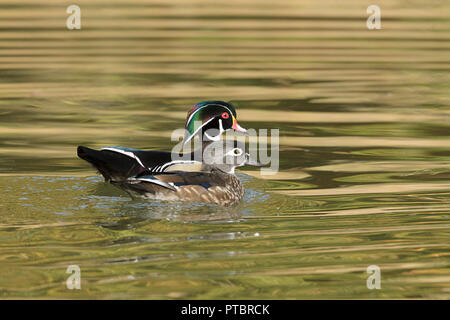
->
(183, 101, 247, 145)
(202, 140, 262, 174)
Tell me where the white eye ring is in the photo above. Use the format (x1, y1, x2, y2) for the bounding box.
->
(227, 148, 243, 157)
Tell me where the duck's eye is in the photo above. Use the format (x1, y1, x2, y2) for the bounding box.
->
(232, 148, 243, 156)
(221, 112, 229, 119)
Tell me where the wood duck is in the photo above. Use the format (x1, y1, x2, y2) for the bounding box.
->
(78, 141, 261, 206)
(82, 101, 247, 175)
(183, 100, 247, 145)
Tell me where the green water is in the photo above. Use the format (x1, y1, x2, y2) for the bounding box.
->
(0, 0, 449, 299)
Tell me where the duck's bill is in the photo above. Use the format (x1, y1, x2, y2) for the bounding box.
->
(232, 116, 248, 134)
(245, 153, 263, 167)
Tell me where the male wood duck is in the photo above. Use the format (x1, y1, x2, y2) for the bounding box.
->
(78, 141, 261, 206)
(183, 100, 246, 145)
(83, 101, 247, 175)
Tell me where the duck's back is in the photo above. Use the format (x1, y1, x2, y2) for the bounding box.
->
(77, 146, 200, 181)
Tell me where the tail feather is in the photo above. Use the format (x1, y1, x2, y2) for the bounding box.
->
(77, 146, 144, 181)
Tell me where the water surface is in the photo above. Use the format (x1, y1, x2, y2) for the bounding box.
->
(0, 0, 449, 299)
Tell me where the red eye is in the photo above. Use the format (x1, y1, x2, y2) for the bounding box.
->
(221, 112, 229, 119)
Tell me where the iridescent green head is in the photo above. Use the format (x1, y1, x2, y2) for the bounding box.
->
(183, 101, 247, 145)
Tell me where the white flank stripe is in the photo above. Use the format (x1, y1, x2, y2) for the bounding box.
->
(160, 160, 201, 172)
(132, 177, 175, 190)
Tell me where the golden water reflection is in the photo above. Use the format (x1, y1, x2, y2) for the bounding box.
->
(0, 0, 449, 299)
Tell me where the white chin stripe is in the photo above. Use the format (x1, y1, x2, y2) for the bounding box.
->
(205, 118, 224, 141)
(219, 119, 224, 134)
(204, 131, 221, 141)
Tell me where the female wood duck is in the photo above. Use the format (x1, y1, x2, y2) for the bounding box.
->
(78, 141, 261, 206)
(81, 101, 247, 176)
